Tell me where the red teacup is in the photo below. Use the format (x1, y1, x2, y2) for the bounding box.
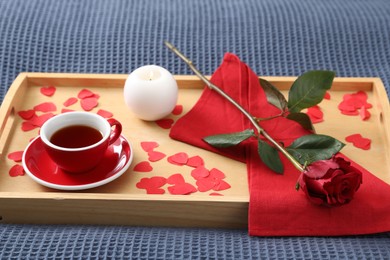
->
(40, 111, 122, 173)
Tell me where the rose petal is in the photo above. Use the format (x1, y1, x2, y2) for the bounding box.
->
(148, 151, 166, 162)
(97, 109, 113, 118)
(155, 119, 174, 129)
(9, 164, 25, 177)
(63, 97, 78, 107)
(33, 102, 57, 112)
(18, 110, 36, 120)
(167, 152, 188, 166)
(7, 151, 24, 162)
(140, 141, 159, 152)
(186, 156, 205, 168)
(40, 86, 56, 97)
(80, 97, 98, 111)
(133, 161, 153, 172)
(172, 105, 183, 115)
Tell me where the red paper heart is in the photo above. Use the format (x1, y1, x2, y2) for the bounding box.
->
(306, 105, 323, 124)
(133, 161, 153, 172)
(40, 86, 56, 97)
(209, 168, 226, 179)
(196, 178, 218, 192)
(186, 156, 204, 168)
(172, 105, 183, 115)
(140, 141, 159, 152)
(78, 89, 96, 99)
(21, 121, 39, 131)
(80, 97, 98, 111)
(97, 109, 113, 118)
(18, 110, 36, 120)
(136, 176, 166, 194)
(33, 102, 57, 112)
(148, 151, 166, 162)
(61, 108, 75, 113)
(209, 192, 223, 196)
(324, 91, 331, 100)
(7, 151, 24, 162)
(155, 119, 174, 129)
(213, 179, 231, 191)
(167, 173, 186, 184)
(345, 133, 371, 150)
(191, 166, 210, 179)
(29, 113, 55, 127)
(168, 182, 197, 195)
(63, 97, 78, 107)
(9, 164, 25, 177)
(359, 106, 371, 120)
(167, 152, 188, 166)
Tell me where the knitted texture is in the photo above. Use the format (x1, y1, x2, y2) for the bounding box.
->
(1, 0, 390, 258)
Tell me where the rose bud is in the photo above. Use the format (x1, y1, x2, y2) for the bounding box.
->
(297, 157, 362, 207)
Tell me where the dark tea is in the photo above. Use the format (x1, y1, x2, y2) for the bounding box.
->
(50, 125, 103, 148)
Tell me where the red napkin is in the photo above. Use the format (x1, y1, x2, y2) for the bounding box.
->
(170, 53, 390, 236)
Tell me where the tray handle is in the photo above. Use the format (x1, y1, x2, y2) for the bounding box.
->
(0, 107, 16, 156)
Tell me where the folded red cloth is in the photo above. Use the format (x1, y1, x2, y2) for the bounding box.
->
(170, 53, 390, 236)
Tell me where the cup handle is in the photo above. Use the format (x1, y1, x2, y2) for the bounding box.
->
(107, 118, 122, 145)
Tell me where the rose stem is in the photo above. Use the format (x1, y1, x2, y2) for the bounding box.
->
(164, 41, 304, 172)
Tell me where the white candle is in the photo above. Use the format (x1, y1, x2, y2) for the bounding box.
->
(124, 65, 178, 121)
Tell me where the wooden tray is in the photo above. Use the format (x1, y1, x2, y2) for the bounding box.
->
(0, 73, 389, 228)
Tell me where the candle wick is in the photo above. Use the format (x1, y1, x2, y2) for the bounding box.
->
(148, 71, 154, 81)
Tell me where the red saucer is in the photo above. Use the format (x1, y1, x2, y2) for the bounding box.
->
(22, 135, 133, 190)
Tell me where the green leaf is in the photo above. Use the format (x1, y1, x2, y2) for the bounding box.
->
(286, 112, 315, 132)
(259, 78, 288, 111)
(286, 134, 345, 165)
(288, 70, 335, 113)
(203, 129, 254, 148)
(258, 140, 284, 174)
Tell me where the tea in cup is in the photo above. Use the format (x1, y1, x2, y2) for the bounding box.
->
(40, 111, 122, 173)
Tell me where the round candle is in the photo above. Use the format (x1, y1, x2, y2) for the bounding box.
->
(123, 65, 178, 121)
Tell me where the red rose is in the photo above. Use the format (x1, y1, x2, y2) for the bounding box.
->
(298, 157, 362, 207)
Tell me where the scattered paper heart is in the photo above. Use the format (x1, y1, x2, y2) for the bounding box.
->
(167, 152, 189, 166)
(306, 105, 324, 124)
(136, 176, 167, 194)
(80, 97, 99, 111)
(133, 161, 153, 172)
(33, 102, 57, 112)
(186, 155, 204, 168)
(77, 89, 96, 99)
(7, 151, 24, 162)
(9, 164, 25, 177)
(148, 151, 166, 162)
(40, 86, 56, 97)
(172, 105, 183, 115)
(63, 97, 78, 107)
(17, 110, 36, 120)
(191, 166, 210, 179)
(168, 182, 197, 195)
(155, 118, 174, 129)
(97, 109, 113, 118)
(140, 141, 159, 152)
(345, 133, 371, 150)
